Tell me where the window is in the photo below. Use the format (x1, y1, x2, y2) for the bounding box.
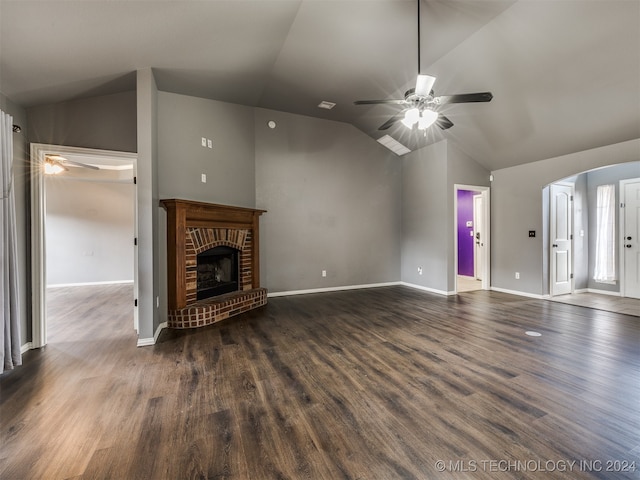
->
(593, 184, 616, 283)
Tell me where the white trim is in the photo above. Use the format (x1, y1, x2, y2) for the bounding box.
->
(267, 282, 401, 298)
(586, 288, 621, 297)
(30, 143, 137, 349)
(20, 342, 33, 354)
(47, 280, 134, 288)
(137, 321, 167, 347)
(490, 286, 544, 299)
(400, 282, 454, 296)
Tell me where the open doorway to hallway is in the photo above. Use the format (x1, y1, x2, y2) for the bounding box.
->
(455, 185, 490, 293)
(31, 144, 137, 348)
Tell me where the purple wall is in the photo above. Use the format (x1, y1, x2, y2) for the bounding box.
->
(457, 190, 476, 276)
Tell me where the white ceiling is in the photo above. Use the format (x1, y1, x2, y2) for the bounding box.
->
(1, 0, 638, 171)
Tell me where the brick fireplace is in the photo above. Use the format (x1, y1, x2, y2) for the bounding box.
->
(161, 199, 267, 329)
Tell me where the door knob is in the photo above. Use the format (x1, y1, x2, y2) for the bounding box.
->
(552, 244, 558, 248)
(626, 244, 632, 248)
(627, 236, 633, 240)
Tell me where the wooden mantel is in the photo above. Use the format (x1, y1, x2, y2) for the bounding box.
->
(160, 199, 266, 311)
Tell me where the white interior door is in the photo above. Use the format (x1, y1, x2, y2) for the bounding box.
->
(550, 183, 573, 296)
(622, 179, 640, 299)
(473, 194, 483, 280)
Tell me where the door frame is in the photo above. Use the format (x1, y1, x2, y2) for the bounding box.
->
(454, 184, 491, 293)
(30, 143, 138, 348)
(620, 177, 640, 298)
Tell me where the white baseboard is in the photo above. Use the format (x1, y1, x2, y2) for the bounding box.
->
(20, 342, 33, 354)
(137, 321, 167, 347)
(400, 282, 454, 296)
(48, 280, 134, 288)
(267, 282, 401, 298)
(587, 288, 621, 296)
(490, 286, 544, 299)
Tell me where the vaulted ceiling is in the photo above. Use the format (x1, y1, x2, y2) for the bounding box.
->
(1, 0, 638, 171)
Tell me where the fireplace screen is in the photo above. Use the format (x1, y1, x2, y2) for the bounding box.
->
(196, 246, 239, 300)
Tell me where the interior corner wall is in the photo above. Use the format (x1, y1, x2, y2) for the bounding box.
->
(401, 140, 449, 292)
(1, 93, 29, 347)
(491, 138, 640, 297)
(27, 91, 137, 153)
(254, 108, 402, 293)
(137, 68, 159, 340)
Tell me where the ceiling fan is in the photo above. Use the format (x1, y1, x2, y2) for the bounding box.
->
(354, 0, 493, 132)
(44, 154, 100, 175)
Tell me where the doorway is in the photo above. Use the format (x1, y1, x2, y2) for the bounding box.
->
(454, 184, 490, 293)
(30, 143, 137, 348)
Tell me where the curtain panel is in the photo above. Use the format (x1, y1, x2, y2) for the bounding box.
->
(1, 109, 22, 374)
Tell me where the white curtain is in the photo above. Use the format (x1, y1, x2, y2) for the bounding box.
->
(1, 110, 22, 374)
(593, 184, 617, 284)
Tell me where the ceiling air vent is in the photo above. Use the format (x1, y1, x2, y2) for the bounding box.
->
(318, 101, 336, 110)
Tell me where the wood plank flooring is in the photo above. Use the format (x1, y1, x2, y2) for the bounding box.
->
(1, 285, 639, 479)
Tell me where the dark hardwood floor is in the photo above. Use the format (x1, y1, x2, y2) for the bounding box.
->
(1, 285, 639, 479)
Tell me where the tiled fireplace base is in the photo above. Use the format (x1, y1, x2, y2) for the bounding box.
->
(167, 287, 267, 329)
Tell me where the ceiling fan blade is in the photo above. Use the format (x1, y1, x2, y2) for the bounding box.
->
(378, 112, 405, 130)
(63, 159, 100, 170)
(415, 74, 436, 97)
(354, 99, 407, 105)
(436, 92, 493, 104)
(436, 114, 454, 130)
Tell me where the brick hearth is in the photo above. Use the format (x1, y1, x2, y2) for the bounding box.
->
(161, 199, 267, 329)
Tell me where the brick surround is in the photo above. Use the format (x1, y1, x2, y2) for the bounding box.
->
(161, 199, 267, 329)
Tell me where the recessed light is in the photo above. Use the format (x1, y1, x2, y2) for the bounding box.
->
(525, 331, 542, 337)
(267, 120, 276, 129)
(377, 135, 411, 156)
(318, 101, 336, 110)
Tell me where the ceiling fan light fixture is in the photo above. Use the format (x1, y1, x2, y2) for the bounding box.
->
(402, 107, 420, 128)
(418, 109, 438, 130)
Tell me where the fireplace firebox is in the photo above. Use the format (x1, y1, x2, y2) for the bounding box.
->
(197, 246, 239, 300)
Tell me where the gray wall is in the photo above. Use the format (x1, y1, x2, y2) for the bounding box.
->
(255, 108, 401, 293)
(137, 69, 160, 341)
(573, 173, 589, 291)
(45, 178, 134, 286)
(27, 91, 137, 152)
(401, 141, 449, 292)
(157, 92, 255, 208)
(586, 162, 640, 292)
(1, 93, 29, 347)
(491, 138, 640, 296)
(401, 140, 489, 293)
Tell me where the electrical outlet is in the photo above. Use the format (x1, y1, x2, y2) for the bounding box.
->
(201, 173, 207, 183)
(418, 267, 423, 275)
(201, 137, 207, 147)
(515, 272, 520, 279)
(207, 139, 213, 148)
(322, 270, 327, 277)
